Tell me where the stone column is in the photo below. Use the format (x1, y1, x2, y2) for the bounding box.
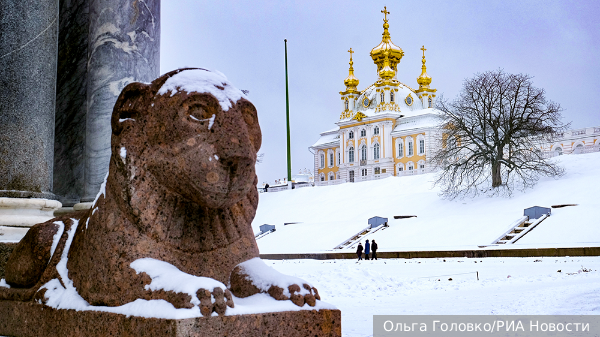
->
(0, 0, 62, 228)
(53, 0, 90, 210)
(80, 0, 160, 205)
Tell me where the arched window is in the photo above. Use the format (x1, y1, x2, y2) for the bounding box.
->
(374, 143, 380, 159)
(390, 91, 394, 102)
(344, 99, 349, 110)
(419, 139, 425, 154)
(408, 163, 414, 171)
(329, 152, 334, 167)
(349, 147, 355, 162)
(555, 147, 562, 156)
(574, 144, 584, 154)
(428, 97, 432, 108)
(398, 164, 404, 172)
(361, 145, 367, 161)
(320, 174, 325, 181)
(398, 142, 403, 157)
(408, 141, 414, 156)
(360, 129, 366, 137)
(374, 126, 380, 135)
(320, 154, 324, 168)
(329, 172, 334, 181)
(380, 92, 385, 103)
(348, 131, 354, 139)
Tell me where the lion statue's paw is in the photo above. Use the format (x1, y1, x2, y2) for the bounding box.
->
(229, 257, 320, 307)
(197, 286, 235, 316)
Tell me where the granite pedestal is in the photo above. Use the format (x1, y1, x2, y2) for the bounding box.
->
(0, 301, 341, 337)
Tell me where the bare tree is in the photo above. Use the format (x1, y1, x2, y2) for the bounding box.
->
(431, 70, 569, 198)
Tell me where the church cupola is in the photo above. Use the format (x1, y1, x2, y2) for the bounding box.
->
(415, 45, 437, 108)
(370, 7, 403, 81)
(340, 48, 360, 119)
(343, 48, 359, 93)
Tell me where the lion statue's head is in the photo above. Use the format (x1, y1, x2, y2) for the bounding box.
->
(110, 68, 262, 209)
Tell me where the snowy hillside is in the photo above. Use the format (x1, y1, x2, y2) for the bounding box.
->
(253, 152, 600, 254)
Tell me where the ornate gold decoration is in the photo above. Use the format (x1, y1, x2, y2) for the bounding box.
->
(370, 6, 404, 81)
(362, 97, 370, 108)
(352, 111, 367, 121)
(342, 47, 360, 94)
(405, 94, 414, 106)
(375, 102, 401, 113)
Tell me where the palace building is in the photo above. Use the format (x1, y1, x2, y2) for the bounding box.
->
(310, 7, 442, 186)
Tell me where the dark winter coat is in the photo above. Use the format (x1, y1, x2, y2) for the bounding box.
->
(372, 241, 378, 252)
(365, 241, 370, 254)
(356, 244, 363, 254)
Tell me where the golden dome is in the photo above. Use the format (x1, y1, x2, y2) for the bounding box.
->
(416, 45, 432, 89)
(343, 48, 359, 92)
(370, 7, 404, 77)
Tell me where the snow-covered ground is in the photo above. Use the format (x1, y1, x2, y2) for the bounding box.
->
(267, 256, 600, 337)
(253, 152, 600, 253)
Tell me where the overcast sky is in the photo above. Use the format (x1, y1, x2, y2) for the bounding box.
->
(161, 0, 600, 185)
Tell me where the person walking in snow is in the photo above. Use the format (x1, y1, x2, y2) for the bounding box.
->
(356, 242, 363, 261)
(365, 239, 371, 260)
(371, 239, 378, 260)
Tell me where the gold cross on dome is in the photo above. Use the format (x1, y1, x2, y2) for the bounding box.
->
(348, 48, 354, 60)
(381, 6, 390, 22)
(421, 45, 427, 57)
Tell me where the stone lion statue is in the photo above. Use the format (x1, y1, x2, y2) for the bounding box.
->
(0, 68, 320, 316)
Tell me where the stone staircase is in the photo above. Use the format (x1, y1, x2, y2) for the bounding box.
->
(491, 214, 549, 245)
(333, 224, 387, 250)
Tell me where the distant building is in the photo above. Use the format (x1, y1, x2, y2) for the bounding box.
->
(541, 126, 600, 157)
(309, 7, 441, 186)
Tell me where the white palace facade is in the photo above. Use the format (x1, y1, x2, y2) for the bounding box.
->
(310, 7, 442, 186)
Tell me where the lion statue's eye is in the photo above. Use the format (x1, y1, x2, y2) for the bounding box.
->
(188, 104, 215, 122)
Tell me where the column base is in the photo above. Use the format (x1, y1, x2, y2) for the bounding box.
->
(73, 202, 94, 211)
(0, 198, 62, 228)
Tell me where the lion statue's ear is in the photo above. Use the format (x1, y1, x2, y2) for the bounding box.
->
(111, 82, 150, 136)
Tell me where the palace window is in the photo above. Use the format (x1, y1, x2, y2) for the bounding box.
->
(361, 168, 367, 176)
(374, 167, 381, 175)
(349, 170, 355, 182)
(428, 97, 432, 108)
(374, 143, 380, 159)
(360, 129, 366, 137)
(398, 166, 403, 172)
(345, 99, 349, 110)
(349, 147, 355, 162)
(408, 163, 414, 171)
(398, 143, 403, 157)
(374, 126, 379, 135)
(329, 173, 334, 181)
(390, 91, 394, 102)
(555, 147, 562, 156)
(380, 92, 384, 103)
(321, 175, 325, 181)
(420, 163, 425, 169)
(419, 139, 425, 154)
(361, 145, 367, 161)
(338, 152, 341, 166)
(408, 141, 414, 156)
(320, 154, 324, 168)
(348, 131, 354, 139)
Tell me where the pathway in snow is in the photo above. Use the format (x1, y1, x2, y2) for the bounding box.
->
(267, 256, 600, 337)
